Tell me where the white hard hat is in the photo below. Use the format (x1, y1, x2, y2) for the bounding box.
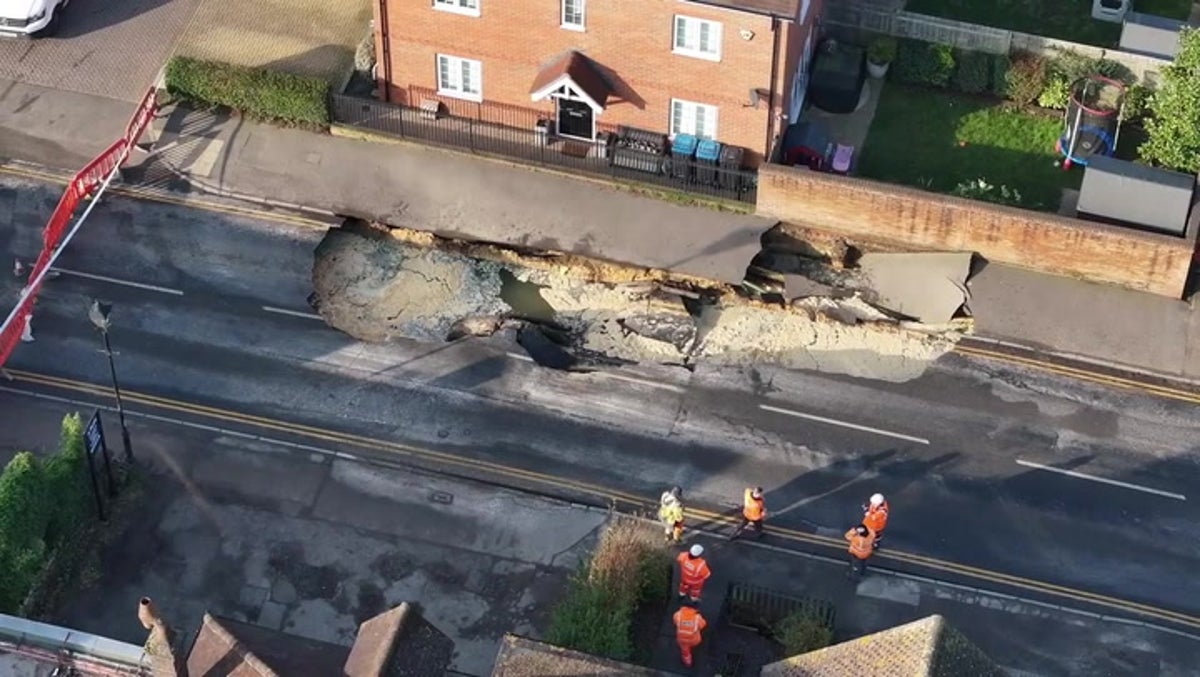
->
(870, 493, 885, 506)
(690, 544, 704, 557)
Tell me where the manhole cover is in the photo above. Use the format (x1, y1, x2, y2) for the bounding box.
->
(429, 491, 454, 505)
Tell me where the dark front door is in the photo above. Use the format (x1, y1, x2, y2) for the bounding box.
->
(557, 99, 594, 140)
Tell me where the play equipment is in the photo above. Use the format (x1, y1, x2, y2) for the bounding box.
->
(1055, 75, 1126, 170)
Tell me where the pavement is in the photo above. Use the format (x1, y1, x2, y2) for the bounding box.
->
(1, 80, 1196, 381)
(2, 392, 1196, 676)
(3, 174, 1200, 641)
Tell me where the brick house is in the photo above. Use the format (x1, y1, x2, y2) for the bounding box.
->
(373, 0, 825, 166)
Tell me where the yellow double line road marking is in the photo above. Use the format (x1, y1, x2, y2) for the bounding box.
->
(8, 367, 1200, 633)
(954, 344, 1200, 406)
(0, 163, 330, 230)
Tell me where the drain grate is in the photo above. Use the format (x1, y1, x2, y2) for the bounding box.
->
(429, 491, 454, 505)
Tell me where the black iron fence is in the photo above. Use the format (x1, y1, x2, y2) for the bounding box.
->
(330, 94, 758, 204)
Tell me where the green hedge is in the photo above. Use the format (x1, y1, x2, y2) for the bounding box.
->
(164, 56, 330, 127)
(0, 414, 92, 612)
(893, 38, 956, 87)
(989, 54, 1010, 97)
(952, 50, 991, 94)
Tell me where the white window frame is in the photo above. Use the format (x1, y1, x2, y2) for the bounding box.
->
(436, 54, 483, 102)
(561, 0, 585, 30)
(670, 99, 719, 140)
(433, 0, 480, 17)
(673, 15, 722, 62)
(799, 0, 812, 23)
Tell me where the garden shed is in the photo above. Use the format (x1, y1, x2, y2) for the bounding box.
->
(1076, 156, 1196, 236)
(1119, 12, 1187, 59)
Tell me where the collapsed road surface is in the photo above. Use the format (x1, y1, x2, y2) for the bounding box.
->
(310, 222, 962, 382)
(3, 175, 1200, 664)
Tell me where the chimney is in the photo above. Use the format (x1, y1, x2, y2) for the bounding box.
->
(139, 597, 187, 677)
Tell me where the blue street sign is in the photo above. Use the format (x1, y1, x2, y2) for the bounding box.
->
(85, 411, 106, 457)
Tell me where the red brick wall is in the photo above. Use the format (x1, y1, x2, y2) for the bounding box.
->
(376, 0, 804, 166)
(757, 165, 1195, 298)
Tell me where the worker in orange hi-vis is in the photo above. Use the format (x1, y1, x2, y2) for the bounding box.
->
(845, 524, 877, 581)
(731, 486, 766, 540)
(676, 544, 712, 602)
(673, 601, 707, 668)
(862, 493, 890, 549)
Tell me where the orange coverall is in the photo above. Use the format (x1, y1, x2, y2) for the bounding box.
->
(673, 606, 707, 667)
(676, 551, 712, 601)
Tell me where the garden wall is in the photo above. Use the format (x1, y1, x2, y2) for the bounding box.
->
(756, 165, 1197, 298)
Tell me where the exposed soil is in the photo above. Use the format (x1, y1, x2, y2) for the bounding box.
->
(310, 220, 965, 383)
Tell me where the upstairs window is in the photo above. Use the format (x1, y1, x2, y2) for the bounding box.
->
(673, 16, 722, 61)
(433, 0, 480, 17)
(562, 0, 585, 30)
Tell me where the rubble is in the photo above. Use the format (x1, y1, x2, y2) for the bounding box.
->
(311, 222, 966, 383)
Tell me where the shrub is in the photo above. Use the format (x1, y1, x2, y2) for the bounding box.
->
(0, 414, 100, 613)
(1005, 52, 1048, 105)
(952, 178, 1024, 207)
(1140, 28, 1200, 173)
(164, 56, 330, 127)
(1122, 84, 1153, 122)
(867, 36, 898, 65)
(546, 572, 635, 660)
(774, 611, 834, 655)
(989, 53, 1010, 97)
(0, 453, 51, 611)
(893, 39, 956, 87)
(952, 50, 991, 94)
(547, 517, 668, 661)
(1037, 75, 1072, 110)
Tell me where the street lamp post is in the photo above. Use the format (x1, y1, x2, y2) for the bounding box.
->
(89, 301, 134, 463)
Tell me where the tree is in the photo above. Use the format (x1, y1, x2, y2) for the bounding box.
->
(1139, 28, 1200, 173)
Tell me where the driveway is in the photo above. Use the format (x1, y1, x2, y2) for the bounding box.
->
(0, 0, 200, 102)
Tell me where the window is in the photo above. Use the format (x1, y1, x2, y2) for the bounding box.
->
(673, 16, 722, 61)
(561, 0, 585, 30)
(437, 55, 482, 101)
(670, 99, 718, 140)
(433, 0, 479, 17)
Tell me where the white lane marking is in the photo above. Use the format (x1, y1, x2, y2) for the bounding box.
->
(1015, 459, 1186, 501)
(261, 306, 324, 321)
(505, 352, 535, 362)
(759, 404, 930, 445)
(592, 371, 684, 393)
(51, 267, 184, 296)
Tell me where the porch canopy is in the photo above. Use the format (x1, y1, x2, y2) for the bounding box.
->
(529, 51, 612, 112)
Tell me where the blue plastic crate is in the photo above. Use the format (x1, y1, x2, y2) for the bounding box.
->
(696, 139, 722, 162)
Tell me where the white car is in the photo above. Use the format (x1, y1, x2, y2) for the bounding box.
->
(0, 0, 68, 37)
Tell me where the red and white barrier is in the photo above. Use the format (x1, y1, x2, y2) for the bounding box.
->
(0, 86, 159, 368)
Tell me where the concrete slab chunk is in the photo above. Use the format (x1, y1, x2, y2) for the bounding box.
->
(858, 252, 973, 323)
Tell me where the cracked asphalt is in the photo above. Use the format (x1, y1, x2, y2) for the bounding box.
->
(3, 175, 1200, 673)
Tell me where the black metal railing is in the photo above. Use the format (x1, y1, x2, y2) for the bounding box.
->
(331, 94, 758, 204)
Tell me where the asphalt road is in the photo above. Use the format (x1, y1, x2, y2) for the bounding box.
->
(3, 173, 1200, 633)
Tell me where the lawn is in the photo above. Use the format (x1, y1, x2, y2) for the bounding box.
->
(905, 0, 1194, 47)
(856, 84, 1082, 211)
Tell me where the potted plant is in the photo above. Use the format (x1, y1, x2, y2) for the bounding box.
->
(867, 36, 898, 78)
